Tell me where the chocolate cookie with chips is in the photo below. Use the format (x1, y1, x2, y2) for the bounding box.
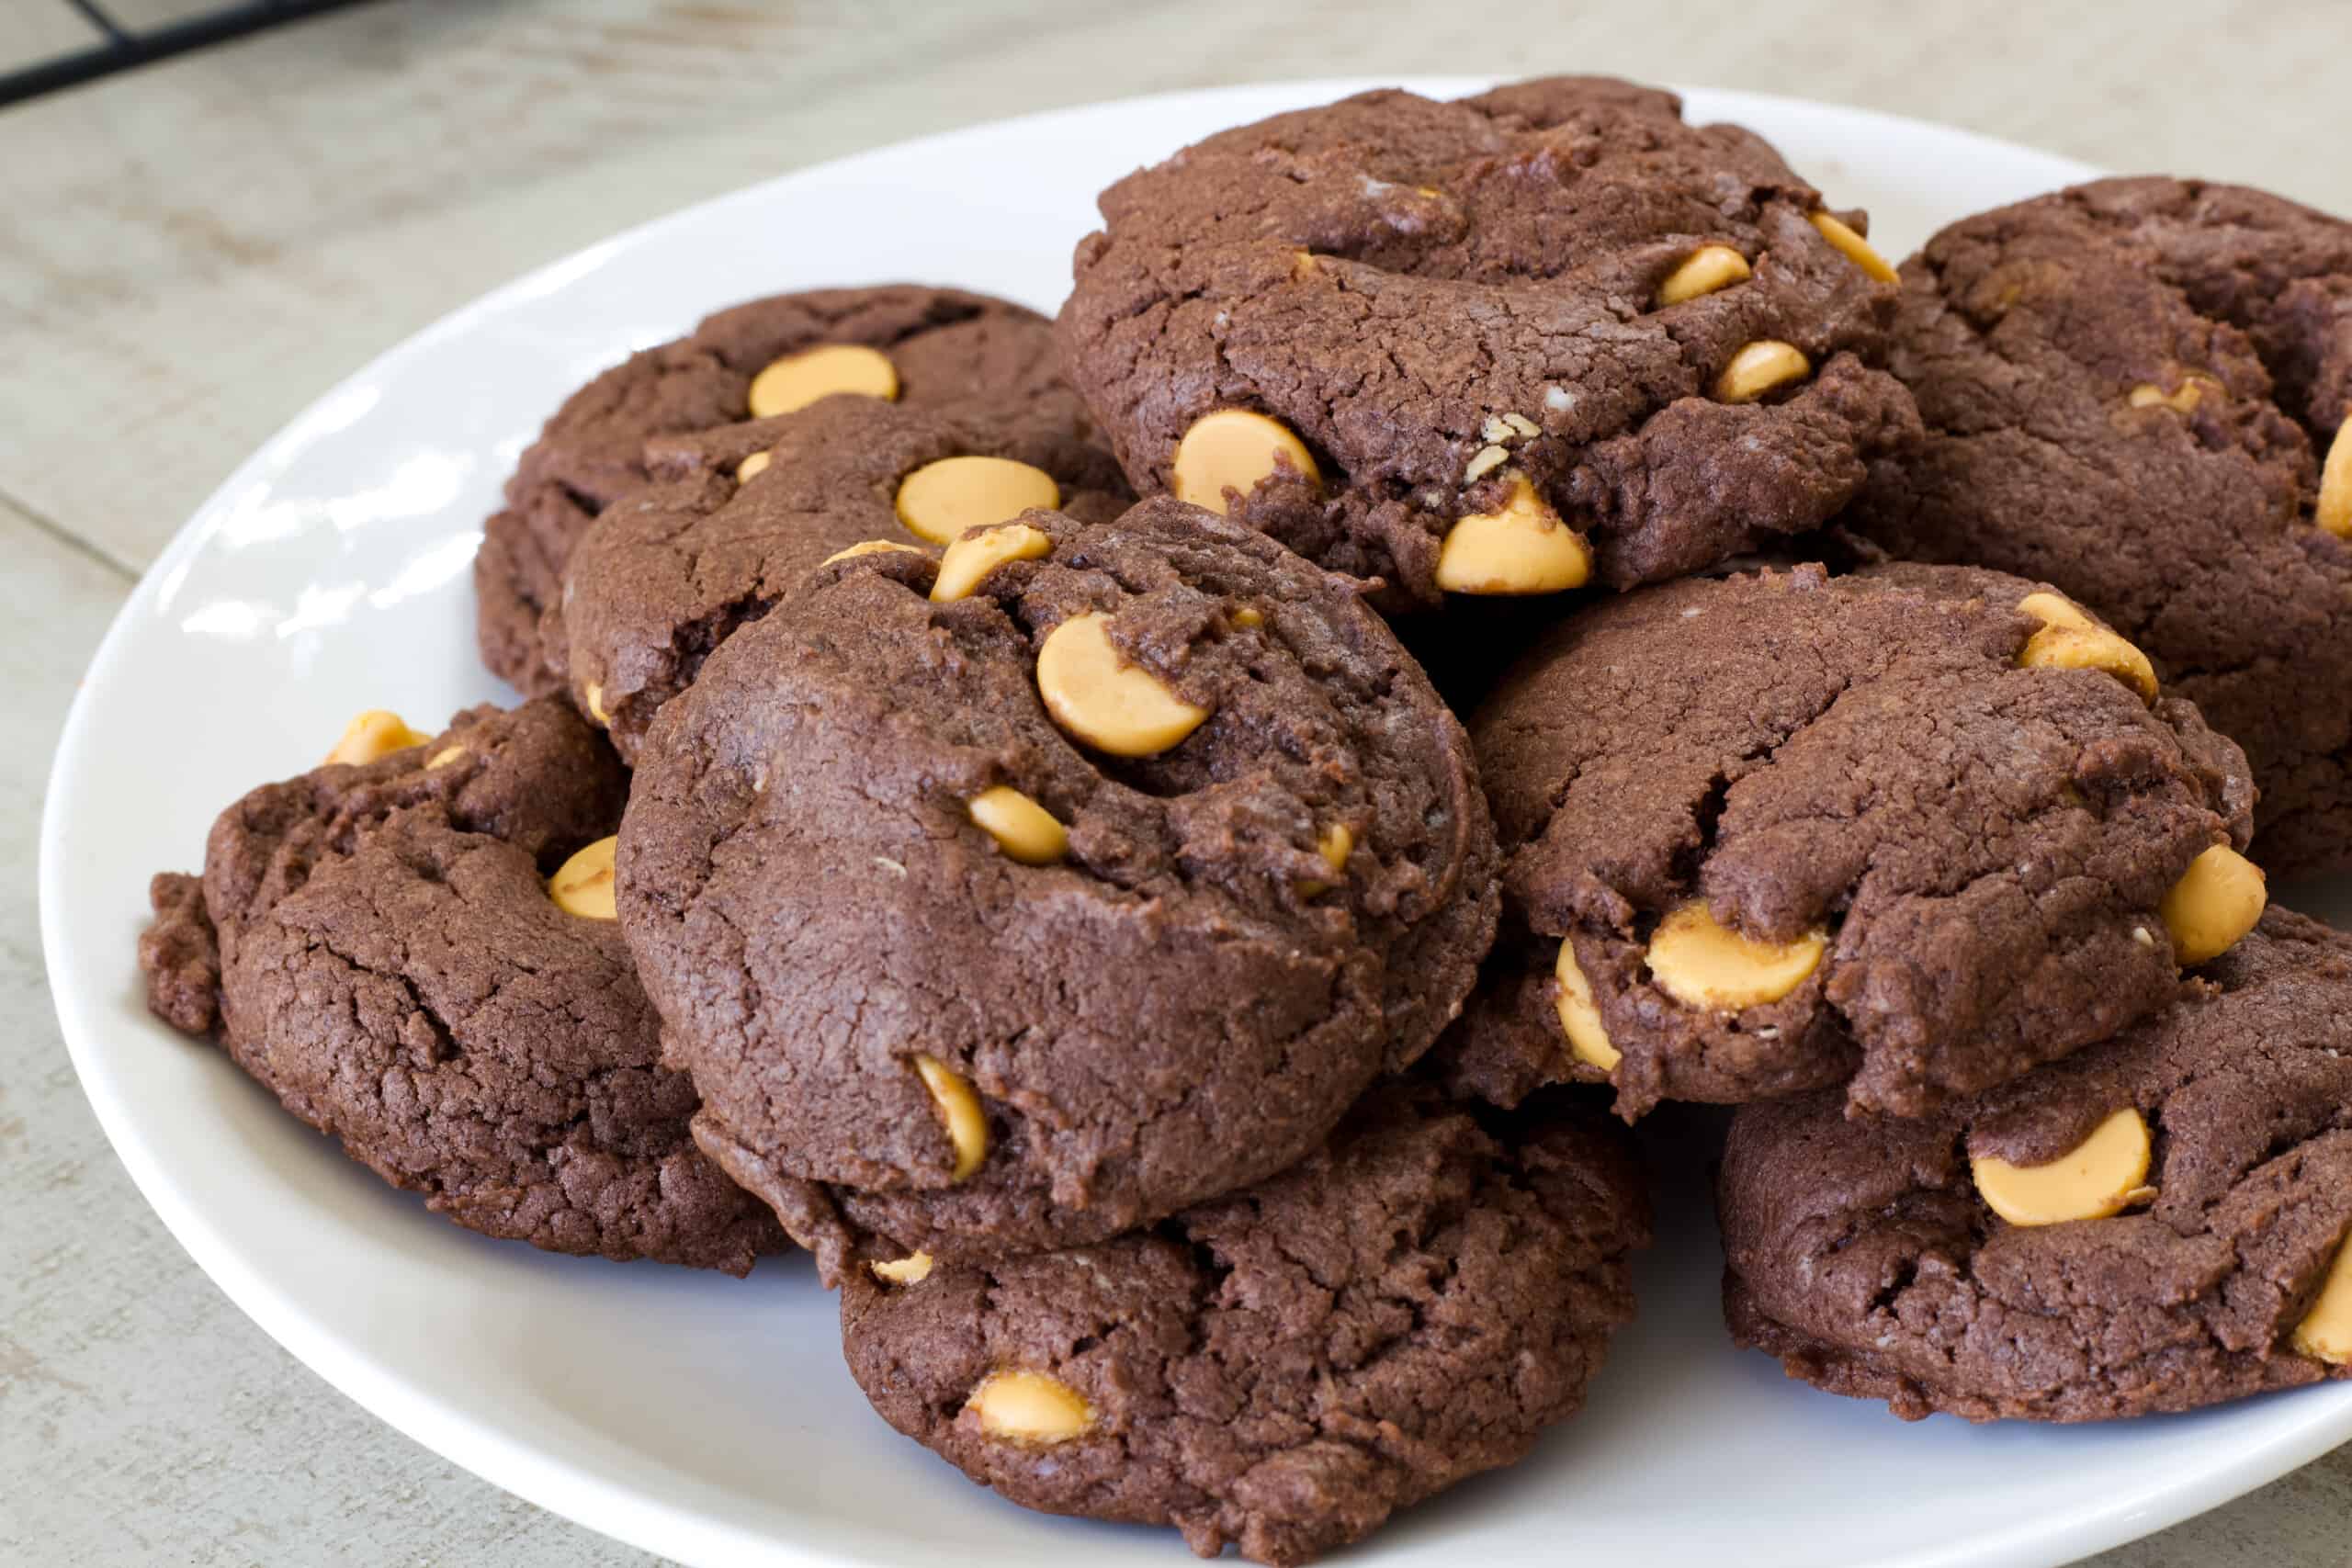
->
(1722, 908, 2352, 1422)
(840, 1083, 1647, 1567)
(1059, 75, 1918, 615)
(476, 285, 1080, 694)
(136, 698, 784, 1273)
(556, 391, 1129, 761)
(617, 500, 1498, 1272)
(1435, 562, 2262, 1121)
(1839, 177, 2352, 872)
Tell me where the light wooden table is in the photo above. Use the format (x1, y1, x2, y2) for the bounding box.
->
(7, 2, 2351, 1562)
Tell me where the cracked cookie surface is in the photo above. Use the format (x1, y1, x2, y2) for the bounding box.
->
(135, 699, 784, 1272)
(1721, 908, 2352, 1422)
(839, 1082, 1647, 1566)
(1839, 177, 2352, 872)
(617, 499, 1498, 1272)
(1058, 75, 1918, 614)
(557, 393, 1129, 761)
(1434, 562, 2256, 1121)
(476, 285, 1079, 694)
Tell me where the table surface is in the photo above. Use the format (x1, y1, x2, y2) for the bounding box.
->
(8, 2, 2352, 1562)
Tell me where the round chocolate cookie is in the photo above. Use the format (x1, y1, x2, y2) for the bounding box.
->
(476, 285, 1076, 695)
(1721, 908, 2352, 1422)
(556, 392, 1129, 761)
(1435, 562, 2262, 1121)
(1058, 75, 1919, 615)
(1839, 177, 2352, 873)
(839, 1083, 1647, 1567)
(187, 700, 623, 982)
(136, 698, 784, 1272)
(618, 499, 1499, 1272)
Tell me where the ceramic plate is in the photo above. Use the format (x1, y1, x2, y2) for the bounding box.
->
(43, 77, 2352, 1568)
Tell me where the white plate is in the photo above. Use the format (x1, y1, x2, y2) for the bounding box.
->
(41, 77, 2352, 1568)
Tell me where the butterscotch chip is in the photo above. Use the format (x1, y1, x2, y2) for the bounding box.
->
(959, 1363, 1095, 1448)
(2321, 419, 2351, 540)
(932, 522, 1052, 602)
(2295, 1239, 2352, 1364)
(748, 343, 899, 419)
(1657, 243, 1753, 306)
(1554, 941, 1619, 1072)
(735, 449, 772, 482)
(1807, 210, 1898, 284)
(1721, 908, 2352, 1422)
(547, 836, 619, 920)
(823, 539, 926, 567)
(582, 682, 609, 726)
(1433, 472, 1593, 595)
(2127, 376, 2218, 414)
(871, 1250, 934, 1286)
(1645, 902, 1826, 1010)
(1714, 341, 1812, 404)
(1170, 408, 1320, 515)
(965, 1369, 1094, 1445)
(1970, 1106, 2152, 1226)
(895, 456, 1059, 547)
(966, 785, 1067, 864)
(425, 745, 467, 770)
(914, 1055, 989, 1181)
(1035, 611, 1210, 757)
(1297, 821, 1353, 896)
(323, 711, 427, 767)
(2016, 592, 2158, 702)
(1317, 822, 1353, 875)
(2159, 843, 2267, 964)
(1231, 604, 1263, 628)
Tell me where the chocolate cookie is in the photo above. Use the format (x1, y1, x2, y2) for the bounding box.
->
(1435, 562, 2262, 1121)
(839, 1083, 1647, 1566)
(556, 392, 1129, 761)
(476, 285, 1075, 694)
(136, 699, 783, 1272)
(1721, 908, 2352, 1422)
(1059, 76, 1919, 615)
(1839, 177, 2352, 872)
(618, 499, 1499, 1272)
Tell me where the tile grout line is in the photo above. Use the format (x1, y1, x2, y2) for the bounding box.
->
(0, 482, 142, 584)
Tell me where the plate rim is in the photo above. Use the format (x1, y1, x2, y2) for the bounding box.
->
(40, 73, 2352, 1568)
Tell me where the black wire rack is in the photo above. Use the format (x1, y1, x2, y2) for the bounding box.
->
(3, 0, 381, 110)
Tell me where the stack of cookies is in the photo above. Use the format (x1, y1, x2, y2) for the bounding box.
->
(137, 74, 2352, 1564)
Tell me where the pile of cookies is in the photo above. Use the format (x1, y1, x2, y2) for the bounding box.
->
(136, 75, 2352, 1563)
